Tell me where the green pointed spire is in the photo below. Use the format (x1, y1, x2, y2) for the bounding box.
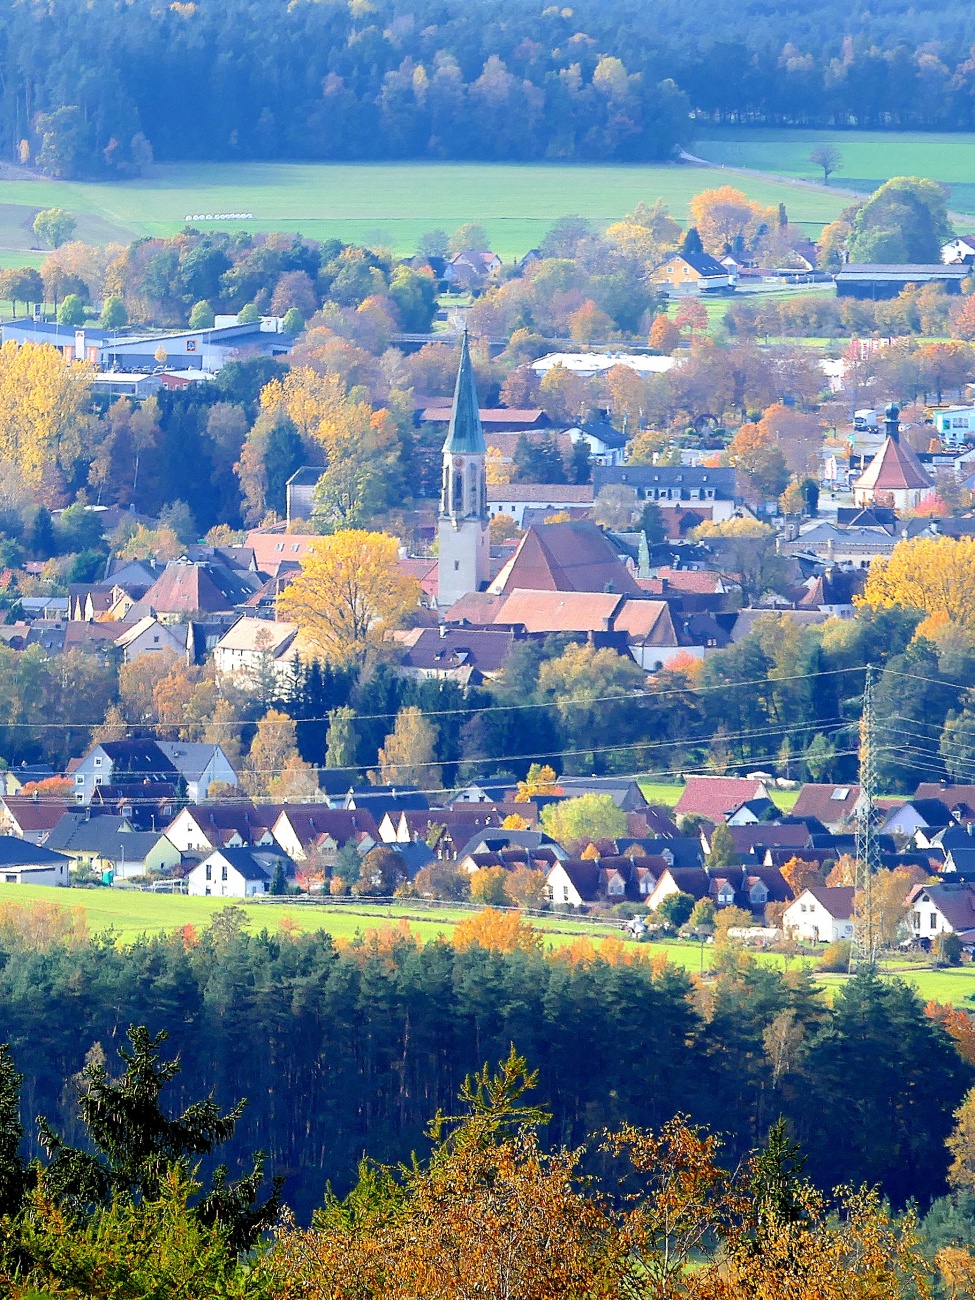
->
(443, 331, 486, 456)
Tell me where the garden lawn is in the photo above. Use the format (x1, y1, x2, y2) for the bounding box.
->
(0, 159, 851, 263)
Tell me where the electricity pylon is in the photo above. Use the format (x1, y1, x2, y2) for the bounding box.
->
(851, 663, 880, 970)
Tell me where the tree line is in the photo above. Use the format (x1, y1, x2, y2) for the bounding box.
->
(0, 899, 968, 1232)
(7, 0, 975, 177)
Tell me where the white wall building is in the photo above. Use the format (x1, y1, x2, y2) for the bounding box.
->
(783, 887, 854, 943)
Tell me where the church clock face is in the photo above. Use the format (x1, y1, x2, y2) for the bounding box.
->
(454, 458, 464, 467)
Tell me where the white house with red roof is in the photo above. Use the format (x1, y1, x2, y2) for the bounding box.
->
(783, 886, 855, 943)
(673, 776, 772, 825)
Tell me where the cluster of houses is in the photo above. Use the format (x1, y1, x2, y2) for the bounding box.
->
(3, 762, 975, 950)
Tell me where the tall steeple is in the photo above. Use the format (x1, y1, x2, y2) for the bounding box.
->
(443, 330, 487, 458)
(437, 331, 490, 607)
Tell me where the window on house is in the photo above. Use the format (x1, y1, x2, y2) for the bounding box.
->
(93, 757, 102, 767)
(913, 911, 920, 929)
(75, 775, 84, 784)
(222, 866, 228, 881)
(4, 874, 15, 883)
(205, 864, 211, 880)
(931, 913, 938, 928)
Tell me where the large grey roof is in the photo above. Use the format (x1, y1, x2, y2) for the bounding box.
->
(0, 835, 70, 867)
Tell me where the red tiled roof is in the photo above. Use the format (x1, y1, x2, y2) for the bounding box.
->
(674, 776, 770, 824)
(489, 521, 640, 595)
(854, 437, 934, 492)
(792, 784, 862, 825)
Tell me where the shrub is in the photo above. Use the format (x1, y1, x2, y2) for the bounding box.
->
(819, 939, 851, 972)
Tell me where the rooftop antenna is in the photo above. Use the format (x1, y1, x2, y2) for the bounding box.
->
(850, 663, 879, 970)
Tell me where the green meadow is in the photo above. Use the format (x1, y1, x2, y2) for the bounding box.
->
(693, 126, 975, 217)
(0, 159, 852, 264)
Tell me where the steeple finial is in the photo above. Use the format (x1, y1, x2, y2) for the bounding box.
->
(443, 330, 486, 456)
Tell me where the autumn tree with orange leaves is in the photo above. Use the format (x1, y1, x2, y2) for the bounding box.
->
(269, 1056, 932, 1300)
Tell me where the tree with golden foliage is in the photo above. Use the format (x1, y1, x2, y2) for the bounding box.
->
(860, 536, 975, 631)
(485, 444, 511, 485)
(378, 705, 441, 790)
(469, 864, 512, 907)
(0, 340, 93, 490)
(853, 867, 915, 948)
(505, 866, 549, 910)
(515, 762, 559, 802)
(243, 709, 303, 799)
(452, 908, 542, 954)
(277, 530, 420, 665)
(689, 186, 777, 257)
(780, 857, 826, 897)
(948, 1088, 975, 1194)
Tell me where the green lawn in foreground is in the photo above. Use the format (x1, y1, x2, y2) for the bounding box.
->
(0, 159, 851, 262)
(692, 127, 975, 218)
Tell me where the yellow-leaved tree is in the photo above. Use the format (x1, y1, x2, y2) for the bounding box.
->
(0, 340, 93, 490)
(859, 535, 975, 630)
(277, 530, 420, 665)
(689, 186, 777, 257)
(258, 365, 401, 528)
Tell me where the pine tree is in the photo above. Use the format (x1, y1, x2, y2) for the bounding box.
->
(36, 1025, 281, 1251)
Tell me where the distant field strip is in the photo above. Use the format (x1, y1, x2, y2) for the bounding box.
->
(0, 160, 851, 260)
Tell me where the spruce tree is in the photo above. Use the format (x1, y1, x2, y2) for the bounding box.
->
(37, 1026, 281, 1250)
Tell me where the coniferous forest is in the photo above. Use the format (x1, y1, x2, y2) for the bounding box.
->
(7, 0, 975, 176)
(0, 909, 967, 1224)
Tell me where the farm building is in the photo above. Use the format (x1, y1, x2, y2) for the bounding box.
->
(835, 264, 969, 299)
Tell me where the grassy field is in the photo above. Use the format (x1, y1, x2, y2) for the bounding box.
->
(693, 127, 975, 217)
(8, 884, 975, 1004)
(0, 159, 853, 264)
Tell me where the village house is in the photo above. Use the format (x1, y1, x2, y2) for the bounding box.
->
(646, 864, 790, 914)
(0, 836, 71, 885)
(673, 776, 772, 826)
(650, 251, 735, 295)
(393, 626, 515, 686)
(782, 886, 855, 943)
(593, 466, 741, 522)
(212, 617, 301, 683)
(545, 854, 662, 907)
(908, 881, 975, 943)
(163, 803, 283, 853)
(45, 812, 180, 881)
(0, 795, 69, 844)
(186, 846, 294, 898)
(443, 249, 502, 288)
(270, 807, 379, 864)
(486, 484, 595, 527)
(791, 783, 866, 834)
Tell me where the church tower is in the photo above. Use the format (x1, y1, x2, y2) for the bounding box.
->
(437, 332, 490, 607)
